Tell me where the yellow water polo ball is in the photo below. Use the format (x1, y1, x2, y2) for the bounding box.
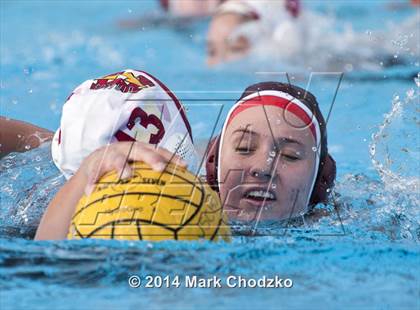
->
(67, 162, 231, 241)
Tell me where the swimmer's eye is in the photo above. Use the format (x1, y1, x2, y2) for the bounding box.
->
(230, 45, 245, 53)
(207, 47, 216, 57)
(235, 147, 255, 154)
(281, 154, 300, 162)
(228, 37, 249, 54)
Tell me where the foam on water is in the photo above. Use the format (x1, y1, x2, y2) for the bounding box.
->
(236, 11, 419, 72)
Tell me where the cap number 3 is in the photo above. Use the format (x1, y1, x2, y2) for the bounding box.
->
(115, 107, 165, 144)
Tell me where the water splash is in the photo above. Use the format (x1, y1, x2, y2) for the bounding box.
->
(340, 77, 420, 241)
(307, 78, 420, 242)
(235, 11, 419, 71)
(369, 77, 420, 192)
(0, 143, 64, 238)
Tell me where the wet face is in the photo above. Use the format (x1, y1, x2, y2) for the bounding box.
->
(219, 105, 318, 222)
(207, 13, 250, 66)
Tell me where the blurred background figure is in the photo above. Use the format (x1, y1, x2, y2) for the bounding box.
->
(160, 0, 223, 17)
(118, 0, 224, 29)
(387, 0, 420, 9)
(207, 0, 300, 66)
(207, 0, 418, 71)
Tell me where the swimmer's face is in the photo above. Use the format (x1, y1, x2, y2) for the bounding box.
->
(219, 106, 318, 222)
(170, 0, 221, 17)
(207, 13, 250, 66)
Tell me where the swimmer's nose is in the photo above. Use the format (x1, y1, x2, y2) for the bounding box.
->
(249, 166, 273, 181)
(248, 148, 279, 181)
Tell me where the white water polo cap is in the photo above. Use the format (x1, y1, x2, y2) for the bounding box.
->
(52, 69, 196, 179)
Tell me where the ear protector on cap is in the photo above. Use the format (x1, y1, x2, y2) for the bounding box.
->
(205, 136, 336, 206)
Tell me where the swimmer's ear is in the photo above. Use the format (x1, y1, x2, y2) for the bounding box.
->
(310, 154, 336, 206)
(205, 136, 220, 192)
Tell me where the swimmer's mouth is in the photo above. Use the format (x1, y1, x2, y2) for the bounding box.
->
(243, 187, 277, 202)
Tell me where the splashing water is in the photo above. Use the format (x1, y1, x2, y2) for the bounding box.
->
(234, 11, 419, 71)
(369, 77, 420, 192)
(0, 2, 419, 308)
(0, 143, 64, 238)
(327, 77, 420, 242)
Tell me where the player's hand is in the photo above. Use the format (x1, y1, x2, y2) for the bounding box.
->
(78, 142, 187, 195)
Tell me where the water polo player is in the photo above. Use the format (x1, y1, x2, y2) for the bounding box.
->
(35, 71, 335, 239)
(207, 0, 300, 66)
(35, 69, 197, 240)
(205, 82, 336, 222)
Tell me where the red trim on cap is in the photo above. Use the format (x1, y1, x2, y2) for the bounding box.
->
(159, 0, 169, 11)
(285, 0, 300, 18)
(227, 95, 317, 139)
(137, 70, 193, 143)
(248, 11, 259, 20)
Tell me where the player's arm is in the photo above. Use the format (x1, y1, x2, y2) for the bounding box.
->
(34, 168, 89, 240)
(0, 116, 53, 158)
(34, 142, 187, 240)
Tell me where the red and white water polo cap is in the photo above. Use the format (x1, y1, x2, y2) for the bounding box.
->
(52, 69, 196, 179)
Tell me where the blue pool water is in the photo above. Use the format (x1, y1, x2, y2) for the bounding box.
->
(1, 1, 419, 309)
